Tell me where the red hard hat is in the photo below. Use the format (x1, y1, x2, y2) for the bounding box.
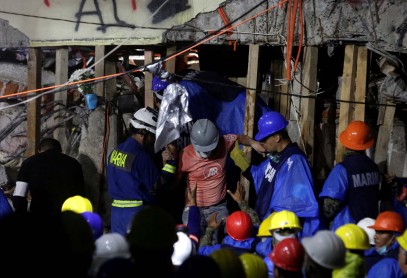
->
(269, 238, 304, 272)
(368, 211, 405, 233)
(226, 211, 253, 241)
(339, 121, 374, 150)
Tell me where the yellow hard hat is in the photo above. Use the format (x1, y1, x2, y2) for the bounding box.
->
(257, 213, 275, 237)
(269, 210, 302, 231)
(335, 223, 370, 250)
(61, 195, 93, 213)
(397, 229, 407, 251)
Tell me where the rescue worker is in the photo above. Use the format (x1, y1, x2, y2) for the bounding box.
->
(152, 75, 194, 224)
(126, 205, 178, 278)
(244, 111, 319, 237)
(239, 253, 268, 278)
(302, 230, 346, 278)
(81, 211, 104, 241)
(210, 248, 246, 278)
(61, 195, 93, 213)
(89, 232, 131, 277)
(12, 138, 86, 216)
(107, 107, 177, 236)
(366, 227, 407, 277)
(254, 212, 274, 260)
(334, 223, 370, 277)
(364, 211, 405, 271)
(264, 210, 303, 277)
(319, 121, 390, 231)
(176, 118, 265, 238)
(0, 187, 13, 219)
(198, 210, 256, 256)
(269, 238, 305, 278)
(357, 217, 376, 247)
(396, 229, 407, 276)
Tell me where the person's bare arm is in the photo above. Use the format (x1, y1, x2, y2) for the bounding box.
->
(237, 135, 266, 153)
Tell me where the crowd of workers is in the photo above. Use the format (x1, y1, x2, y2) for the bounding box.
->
(0, 76, 407, 277)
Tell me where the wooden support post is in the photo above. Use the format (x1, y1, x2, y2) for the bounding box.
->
(105, 60, 118, 158)
(53, 47, 69, 149)
(298, 46, 318, 166)
(374, 99, 396, 172)
(144, 50, 154, 109)
(241, 44, 260, 201)
(354, 46, 368, 121)
(279, 47, 290, 118)
(95, 46, 105, 97)
(166, 46, 177, 74)
(336, 45, 358, 163)
(26, 48, 42, 157)
(105, 60, 117, 101)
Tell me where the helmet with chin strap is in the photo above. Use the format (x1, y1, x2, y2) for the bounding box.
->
(129, 107, 158, 134)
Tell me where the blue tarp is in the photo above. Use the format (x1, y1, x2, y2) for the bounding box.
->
(179, 78, 271, 135)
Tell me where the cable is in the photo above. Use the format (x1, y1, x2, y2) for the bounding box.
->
(0, 0, 284, 109)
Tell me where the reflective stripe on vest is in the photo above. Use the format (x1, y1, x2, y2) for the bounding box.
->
(112, 200, 143, 208)
(162, 163, 176, 174)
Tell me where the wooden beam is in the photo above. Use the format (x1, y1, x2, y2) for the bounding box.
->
(354, 46, 368, 121)
(241, 44, 260, 201)
(298, 46, 318, 166)
(95, 45, 105, 97)
(26, 48, 42, 157)
(144, 50, 154, 109)
(374, 99, 396, 172)
(336, 45, 358, 163)
(105, 60, 117, 101)
(279, 47, 290, 118)
(53, 47, 69, 149)
(166, 46, 177, 74)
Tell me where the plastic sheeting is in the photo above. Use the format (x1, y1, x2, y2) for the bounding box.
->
(154, 83, 193, 153)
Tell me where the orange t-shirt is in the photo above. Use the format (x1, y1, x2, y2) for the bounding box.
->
(177, 134, 238, 207)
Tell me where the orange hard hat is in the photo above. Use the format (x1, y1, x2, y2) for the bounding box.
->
(226, 211, 253, 241)
(339, 121, 374, 150)
(368, 211, 405, 233)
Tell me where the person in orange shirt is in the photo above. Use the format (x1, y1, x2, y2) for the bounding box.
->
(176, 118, 264, 242)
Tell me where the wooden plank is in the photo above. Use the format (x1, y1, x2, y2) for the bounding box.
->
(105, 60, 117, 101)
(354, 46, 368, 121)
(299, 46, 318, 166)
(26, 48, 42, 157)
(95, 45, 105, 97)
(166, 46, 177, 74)
(144, 50, 154, 109)
(374, 100, 396, 172)
(241, 44, 260, 201)
(279, 47, 290, 118)
(336, 45, 357, 163)
(53, 47, 69, 149)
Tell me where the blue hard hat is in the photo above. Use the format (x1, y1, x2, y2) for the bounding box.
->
(81, 211, 104, 240)
(151, 76, 170, 92)
(255, 111, 288, 141)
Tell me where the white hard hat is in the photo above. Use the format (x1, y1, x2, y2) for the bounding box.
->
(90, 233, 131, 277)
(94, 232, 130, 259)
(302, 230, 346, 269)
(129, 107, 158, 134)
(357, 217, 376, 245)
(171, 232, 194, 266)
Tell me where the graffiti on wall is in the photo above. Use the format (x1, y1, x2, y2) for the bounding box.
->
(43, 0, 191, 33)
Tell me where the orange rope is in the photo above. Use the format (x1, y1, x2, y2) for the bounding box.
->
(293, 0, 303, 72)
